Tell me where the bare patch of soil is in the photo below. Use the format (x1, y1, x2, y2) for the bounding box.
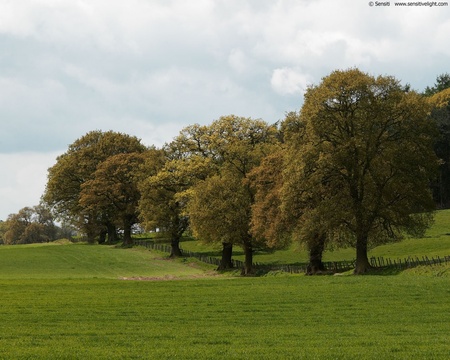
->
(119, 272, 220, 281)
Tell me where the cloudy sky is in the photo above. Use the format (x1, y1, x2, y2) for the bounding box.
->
(1, 0, 449, 220)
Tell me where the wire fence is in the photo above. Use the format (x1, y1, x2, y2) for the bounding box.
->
(133, 240, 355, 273)
(133, 240, 450, 274)
(369, 255, 450, 269)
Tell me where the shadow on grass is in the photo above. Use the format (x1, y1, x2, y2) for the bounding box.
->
(134, 237, 416, 276)
(361, 267, 405, 276)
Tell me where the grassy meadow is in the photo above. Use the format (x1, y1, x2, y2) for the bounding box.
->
(1, 210, 450, 359)
(0, 242, 214, 280)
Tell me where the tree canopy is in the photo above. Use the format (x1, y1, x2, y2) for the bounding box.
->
(2, 205, 60, 245)
(44, 130, 147, 242)
(79, 152, 147, 245)
(184, 115, 280, 274)
(424, 76, 450, 208)
(424, 73, 450, 96)
(281, 69, 438, 274)
(138, 146, 193, 257)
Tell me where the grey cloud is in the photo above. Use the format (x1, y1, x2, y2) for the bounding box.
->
(0, 0, 449, 216)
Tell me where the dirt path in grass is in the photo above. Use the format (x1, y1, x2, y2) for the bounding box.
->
(119, 261, 227, 281)
(119, 272, 223, 281)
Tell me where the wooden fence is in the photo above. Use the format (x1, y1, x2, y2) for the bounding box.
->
(134, 240, 173, 254)
(133, 240, 450, 274)
(133, 240, 354, 273)
(369, 255, 450, 269)
(251, 260, 356, 274)
(133, 240, 245, 268)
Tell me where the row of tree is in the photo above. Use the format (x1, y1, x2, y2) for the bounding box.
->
(3, 68, 450, 274)
(0, 205, 73, 244)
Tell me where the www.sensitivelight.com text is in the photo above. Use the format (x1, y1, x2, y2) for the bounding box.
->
(369, 1, 449, 6)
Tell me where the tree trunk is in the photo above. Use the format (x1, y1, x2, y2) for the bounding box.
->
(170, 237, 183, 257)
(106, 223, 118, 243)
(241, 242, 254, 275)
(98, 229, 107, 244)
(123, 220, 133, 246)
(354, 235, 372, 274)
(83, 214, 97, 244)
(85, 226, 96, 244)
(306, 234, 326, 275)
(217, 242, 233, 270)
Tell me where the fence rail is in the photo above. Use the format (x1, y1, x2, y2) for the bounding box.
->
(134, 240, 173, 254)
(369, 255, 450, 269)
(133, 240, 450, 274)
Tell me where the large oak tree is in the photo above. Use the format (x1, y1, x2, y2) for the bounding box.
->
(138, 146, 199, 257)
(283, 69, 438, 274)
(44, 131, 147, 242)
(79, 152, 147, 245)
(185, 115, 279, 274)
(424, 75, 450, 208)
(250, 113, 338, 274)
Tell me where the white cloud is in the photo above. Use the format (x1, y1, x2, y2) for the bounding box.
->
(228, 49, 252, 74)
(0, 0, 449, 218)
(0, 152, 60, 220)
(271, 67, 312, 96)
(430, 18, 450, 57)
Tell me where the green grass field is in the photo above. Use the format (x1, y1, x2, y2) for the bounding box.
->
(0, 274, 449, 359)
(0, 242, 214, 280)
(1, 210, 450, 359)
